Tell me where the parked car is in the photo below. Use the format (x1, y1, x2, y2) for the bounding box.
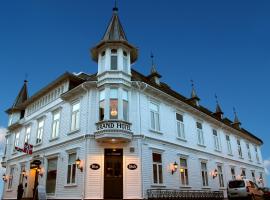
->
(227, 179, 264, 200)
(261, 187, 270, 200)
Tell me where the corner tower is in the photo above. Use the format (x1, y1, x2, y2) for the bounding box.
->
(91, 5, 138, 87)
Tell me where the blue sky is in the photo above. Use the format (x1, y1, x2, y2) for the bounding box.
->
(0, 0, 269, 187)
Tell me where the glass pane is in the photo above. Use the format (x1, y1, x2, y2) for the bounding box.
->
(152, 153, 162, 163)
(196, 122, 202, 129)
(53, 112, 60, 120)
(46, 158, 58, 194)
(151, 111, 155, 129)
(111, 55, 117, 70)
(68, 153, 76, 164)
(213, 129, 217, 136)
(67, 165, 71, 183)
(155, 113, 160, 131)
(72, 164, 76, 183)
(176, 113, 183, 122)
(110, 89, 118, 98)
(158, 164, 163, 184)
(153, 164, 157, 184)
(122, 90, 128, 100)
(110, 99, 118, 119)
(99, 90, 105, 101)
(72, 102, 80, 112)
(99, 100, 105, 121)
(123, 100, 128, 121)
(180, 158, 187, 167)
(150, 102, 158, 112)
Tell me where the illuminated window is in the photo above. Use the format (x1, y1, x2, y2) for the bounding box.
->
(180, 158, 189, 185)
(110, 89, 118, 119)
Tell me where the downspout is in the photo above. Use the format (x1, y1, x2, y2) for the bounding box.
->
(81, 82, 89, 200)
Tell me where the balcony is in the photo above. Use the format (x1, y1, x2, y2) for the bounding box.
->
(94, 120, 133, 143)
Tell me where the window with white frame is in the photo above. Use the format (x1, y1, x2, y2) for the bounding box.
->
(110, 89, 118, 119)
(217, 165, 224, 187)
(67, 153, 76, 184)
(176, 113, 185, 139)
(122, 90, 128, 121)
(255, 146, 260, 163)
(46, 157, 58, 194)
(237, 139, 243, 158)
(201, 162, 208, 186)
(231, 167, 236, 180)
(226, 135, 232, 155)
(152, 153, 163, 184)
(246, 143, 252, 160)
(100, 51, 105, 71)
(196, 122, 204, 145)
(19, 165, 25, 184)
(13, 131, 20, 151)
(259, 172, 264, 186)
(123, 51, 128, 73)
(36, 119, 44, 144)
(110, 49, 118, 70)
(251, 170, 256, 183)
(150, 102, 160, 131)
(99, 90, 105, 121)
(241, 169, 246, 179)
(24, 126, 31, 143)
(213, 129, 221, 151)
(8, 167, 14, 190)
(180, 158, 189, 185)
(51, 110, 60, 139)
(71, 102, 80, 131)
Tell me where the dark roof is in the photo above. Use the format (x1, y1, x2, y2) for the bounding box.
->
(131, 69, 263, 144)
(102, 7, 127, 42)
(215, 103, 223, 114)
(6, 81, 28, 114)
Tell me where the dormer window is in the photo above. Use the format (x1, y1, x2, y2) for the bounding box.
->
(123, 51, 128, 73)
(111, 49, 118, 70)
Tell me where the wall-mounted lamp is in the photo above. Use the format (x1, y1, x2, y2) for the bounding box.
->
(171, 161, 178, 175)
(2, 174, 7, 182)
(76, 157, 83, 172)
(211, 169, 218, 179)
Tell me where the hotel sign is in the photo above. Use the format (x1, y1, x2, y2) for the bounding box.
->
(127, 163, 137, 170)
(90, 163, 100, 170)
(96, 121, 131, 132)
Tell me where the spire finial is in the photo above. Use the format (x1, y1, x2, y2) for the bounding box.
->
(151, 52, 154, 66)
(24, 73, 28, 83)
(214, 93, 223, 115)
(215, 93, 219, 104)
(113, 0, 118, 13)
(191, 79, 194, 89)
(233, 106, 241, 127)
(150, 52, 158, 74)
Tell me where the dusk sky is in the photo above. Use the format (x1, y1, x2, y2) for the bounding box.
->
(0, 0, 269, 186)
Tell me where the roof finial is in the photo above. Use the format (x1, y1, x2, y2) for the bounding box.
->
(113, 0, 118, 13)
(150, 52, 157, 74)
(190, 79, 198, 99)
(214, 93, 223, 115)
(215, 93, 219, 104)
(24, 73, 28, 83)
(233, 107, 241, 127)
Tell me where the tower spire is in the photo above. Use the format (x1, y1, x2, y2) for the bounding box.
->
(232, 107, 241, 128)
(188, 80, 200, 106)
(213, 94, 223, 120)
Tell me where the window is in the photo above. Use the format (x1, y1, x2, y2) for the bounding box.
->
(213, 129, 221, 151)
(259, 172, 264, 186)
(71, 102, 80, 131)
(67, 153, 76, 184)
(123, 51, 128, 73)
(99, 90, 105, 121)
(246, 143, 251, 160)
(237, 139, 243, 158)
(150, 102, 160, 131)
(110, 89, 118, 119)
(180, 158, 189, 185)
(36, 119, 44, 144)
(231, 167, 236, 180)
(241, 169, 246, 179)
(197, 122, 204, 145)
(46, 158, 58, 194)
(122, 90, 128, 121)
(226, 135, 232, 155)
(51, 111, 60, 139)
(19, 165, 25, 184)
(152, 153, 163, 184)
(111, 49, 118, 70)
(14, 131, 20, 151)
(100, 51, 105, 71)
(251, 171, 256, 183)
(25, 126, 31, 143)
(8, 167, 14, 190)
(201, 162, 208, 186)
(176, 113, 185, 139)
(255, 146, 260, 163)
(217, 165, 224, 187)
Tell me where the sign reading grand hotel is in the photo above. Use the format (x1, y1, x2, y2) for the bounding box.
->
(96, 121, 131, 132)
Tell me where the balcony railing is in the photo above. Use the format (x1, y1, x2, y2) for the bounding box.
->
(94, 120, 133, 142)
(147, 189, 224, 200)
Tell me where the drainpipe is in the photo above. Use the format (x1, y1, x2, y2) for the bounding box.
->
(81, 83, 89, 200)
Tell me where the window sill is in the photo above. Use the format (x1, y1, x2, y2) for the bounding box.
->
(180, 185, 192, 189)
(34, 143, 42, 147)
(201, 186, 211, 190)
(227, 153, 233, 156)
(249, 159, 253, 162)
(149, 129, 163, 135)
(12, 151, 18, 155)
(176, 137, 187, 142)
(197, 144, 206, 148)
(219, 187, 226, 190)
(215, 149, 222, 153)
(151, 184, 166, 188)
(49, 137, 59, 142)
(64, 184, 77, 187)
(67, 129, 80, 135)
(239, 156, 244, 160)
(6, 189, 13, 192)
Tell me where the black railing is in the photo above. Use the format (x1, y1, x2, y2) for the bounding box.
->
(147, 189, 224, 200)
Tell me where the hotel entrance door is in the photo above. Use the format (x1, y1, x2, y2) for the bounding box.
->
(104, 149, 123, 199)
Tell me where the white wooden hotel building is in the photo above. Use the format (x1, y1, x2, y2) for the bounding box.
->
(1, 5, 266, 200)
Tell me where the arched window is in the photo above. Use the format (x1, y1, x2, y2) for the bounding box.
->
(111, 49, 118, 70)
